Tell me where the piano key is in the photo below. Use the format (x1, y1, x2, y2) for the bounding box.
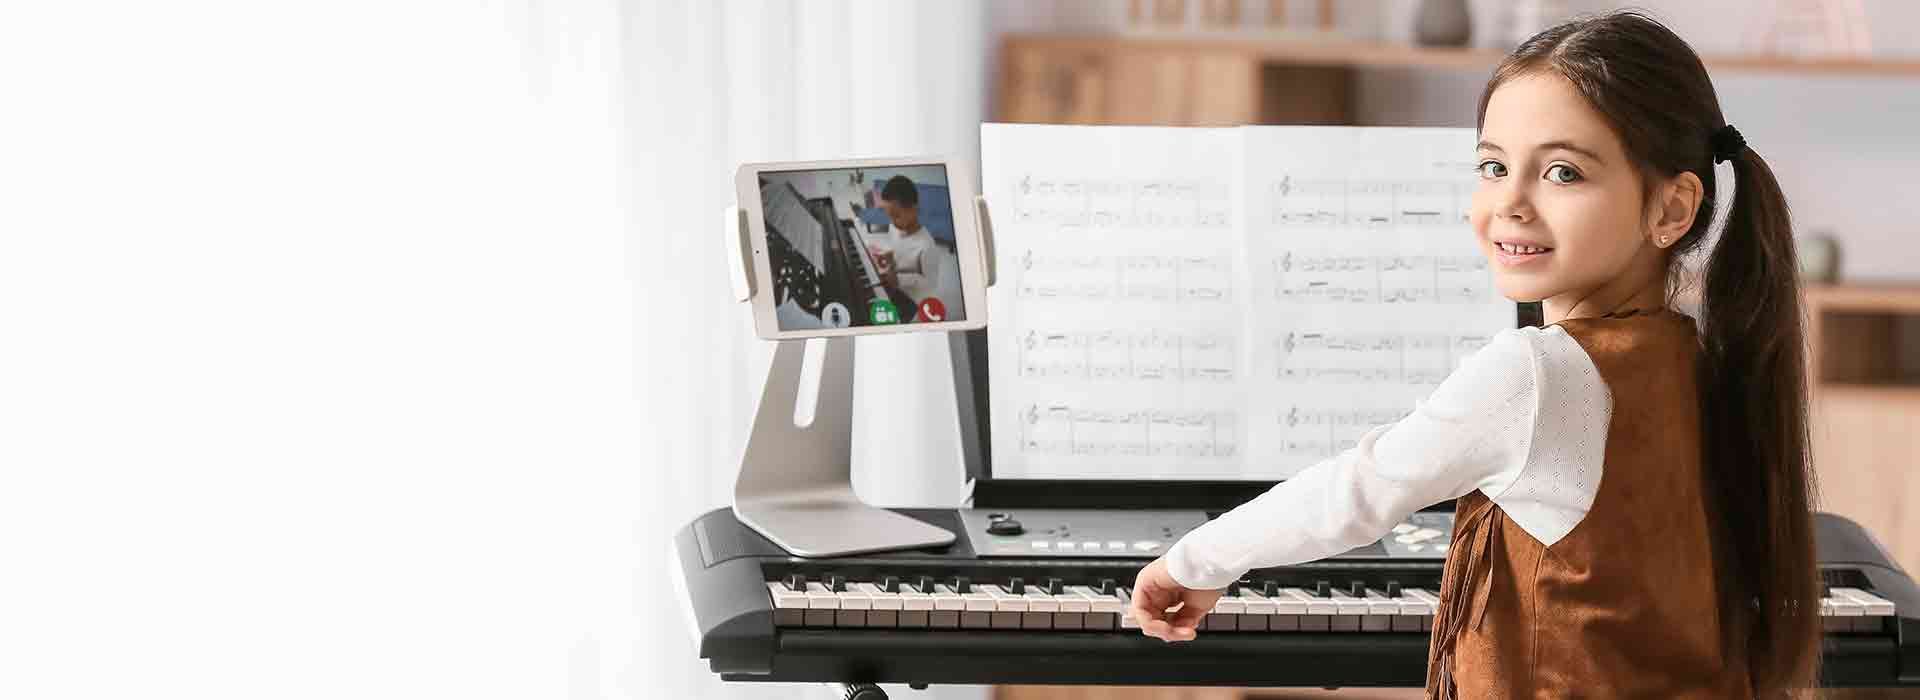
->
(1280, 588, 1330, 631)
(1209, 591, 1247, 632)
(1079, 585, 1125, 631)
(1833, 587, 1896, 616)
(804, 582, 839, 628)
(1405, 588, 1440, 631)
(766, 581, 808, 627)
(835, 583, 871, 627)
(1022, 587, 1060, 629)
(1359, 590, 1397, 631)
(930, 584, 966, 629)
(960, 583, 997, 629)
(1236, 589, 1274, 632)
(982, 584, 1027, 629)
(1327, 590, 1367, 632)
(853, 582, 898, 628)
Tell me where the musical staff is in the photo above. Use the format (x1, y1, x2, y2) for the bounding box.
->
(1266, 176, 1471, 228)
(1274, 406, 1411, 458)
(1018, 328, 1236, 382)
(1011, 175, 1232, 231)
(1274, 331, 1494, 385)
(1015, 250, 1235, 303)
(1273, 253, 1492, 304)
(1018, 403, 1239, 459)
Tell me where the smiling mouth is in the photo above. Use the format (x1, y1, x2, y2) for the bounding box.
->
(1495, 241, 1553, 256)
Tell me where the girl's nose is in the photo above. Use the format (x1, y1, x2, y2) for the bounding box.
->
(1496, 187, 1535, 224)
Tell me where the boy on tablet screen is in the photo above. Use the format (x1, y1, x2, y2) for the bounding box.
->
(866, 175, 963, 322)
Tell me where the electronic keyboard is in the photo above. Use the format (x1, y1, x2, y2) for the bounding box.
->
(674, 507, 1920, 690)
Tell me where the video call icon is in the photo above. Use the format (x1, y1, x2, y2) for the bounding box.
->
(868, 299, 900, 325)
(822, 302, 851, 328)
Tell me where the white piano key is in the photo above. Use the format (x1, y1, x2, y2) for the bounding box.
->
(1069, 585, 1120, 630)
(834, 583, 871, 627)
(982, 585, 1027, 629)
(899, 585, 935, 611)
(1360, 590, 1396, 632)
(1327, 591, 1367, 632)
(804, 582, 840, 627)
(1834, 587, 1897, 617)
(1277, 588, 1330, 631)
(766, 581, 809, 627)
(959, 585, 996, 629)
(1207, 593, 1244, 632)
(1235, 590, 1273, 632)
(1405, 588, 1439, 632)
(1022, 588, 1059, 629)
(930, 584, 966, 629)
(1119, 587, 1140, 630)
(852, 583, 898, 627)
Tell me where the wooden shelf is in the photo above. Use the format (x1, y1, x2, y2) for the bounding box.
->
(1806, 283, 1920, 314)
(1008, 34, 1920, 77)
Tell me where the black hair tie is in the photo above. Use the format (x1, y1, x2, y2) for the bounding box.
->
(1711, 124, 1745, 164)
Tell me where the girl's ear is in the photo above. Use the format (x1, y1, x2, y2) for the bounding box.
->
(1648, 171, 1704, 248)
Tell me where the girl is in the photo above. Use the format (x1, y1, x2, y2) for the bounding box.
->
(1128, 11, 1820, 698)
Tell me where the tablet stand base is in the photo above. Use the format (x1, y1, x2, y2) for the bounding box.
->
(732, 337, 957, 558)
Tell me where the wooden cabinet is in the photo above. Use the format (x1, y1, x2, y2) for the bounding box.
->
(997, 37, 1349, 126)
(1807, 285, 1920, 573)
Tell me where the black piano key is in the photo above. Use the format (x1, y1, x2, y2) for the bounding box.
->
(1260, 580, 1279, 597)
(881, 576, 900, 593)
(1008, 577, 1025, 595)
(1098, 578, 1117, 596)
(1386, 581, 1403, 598)
(952, 576, 972, 594)
(1350, 581, 1367, 598)
(827, 575, 847, 593)
(1045, 577, 1064, 596)
(1315, 580, 1332, 598)
(1225, 582, 1240, 597)
(917, 576, 936, 594)
(785, 574, 806, 592)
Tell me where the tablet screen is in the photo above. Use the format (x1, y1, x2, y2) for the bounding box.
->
(757, 165, 968, 331)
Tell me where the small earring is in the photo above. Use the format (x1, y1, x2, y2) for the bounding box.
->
(1658, 235, 1670, 246)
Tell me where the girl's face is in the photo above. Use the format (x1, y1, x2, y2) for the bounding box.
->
(1470, 72, 1672, 312)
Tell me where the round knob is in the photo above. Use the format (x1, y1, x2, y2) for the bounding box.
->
(987, 519, 1025, 536)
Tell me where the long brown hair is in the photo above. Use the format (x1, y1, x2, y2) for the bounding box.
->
(1477, 11, 1821, 694)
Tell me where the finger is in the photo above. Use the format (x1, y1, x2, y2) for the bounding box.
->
(1165, 599, 1208, 639)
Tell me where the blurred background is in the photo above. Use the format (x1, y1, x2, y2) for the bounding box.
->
(3, 1, 1916, 699)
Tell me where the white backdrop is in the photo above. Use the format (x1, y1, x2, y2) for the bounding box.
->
(0, 1, 988, 699)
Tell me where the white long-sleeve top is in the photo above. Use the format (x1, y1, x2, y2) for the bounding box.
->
(1164, 324, 1613, 590)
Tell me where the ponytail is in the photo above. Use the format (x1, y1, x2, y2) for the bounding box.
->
(1698, 145, 1823, 692)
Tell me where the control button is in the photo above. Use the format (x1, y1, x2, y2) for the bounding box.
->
(822, 302, 851, 328)
(1107, 541, 1127, 551)
(1395, 534, 1422, 544)
(868, 298, 900, 325)
(987, 519, 1025, 536)
(1055, 540, 1076, 551)
(1413, 528, 1444, 540)
(1408, 543, 1426, 552)
(1132, 540, 1161, 552)
(916, 297, 948, 322)
(1436, 544, 1449, 555)
(1391, 523, 1417, 535)
(1030, 541, 1050, 550)
(1079, 541, 1101, 552)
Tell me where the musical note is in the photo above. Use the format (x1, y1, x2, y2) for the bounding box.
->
(1018, 328, 1237, 383)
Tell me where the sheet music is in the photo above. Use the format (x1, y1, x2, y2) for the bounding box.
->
(983, 125, 1510, 480)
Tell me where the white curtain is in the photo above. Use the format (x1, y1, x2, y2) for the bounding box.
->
(0, 1, 987, 699)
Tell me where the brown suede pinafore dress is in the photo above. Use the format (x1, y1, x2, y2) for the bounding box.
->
(1426, 309, 1752, 698)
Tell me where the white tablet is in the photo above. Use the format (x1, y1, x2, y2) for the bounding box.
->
(736, 156, 988, 339)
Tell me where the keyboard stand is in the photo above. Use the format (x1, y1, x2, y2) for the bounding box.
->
(733, 336, 957, 558)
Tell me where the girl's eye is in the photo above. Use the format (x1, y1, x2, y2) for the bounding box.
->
(1546, 164, 1582, 184)
(1476, 161, 1507, 179)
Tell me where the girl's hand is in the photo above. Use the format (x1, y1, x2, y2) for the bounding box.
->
(1127, 557, 1224, 642)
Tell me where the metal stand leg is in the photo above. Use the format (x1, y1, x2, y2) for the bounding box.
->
(733, 337, 955, 557)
